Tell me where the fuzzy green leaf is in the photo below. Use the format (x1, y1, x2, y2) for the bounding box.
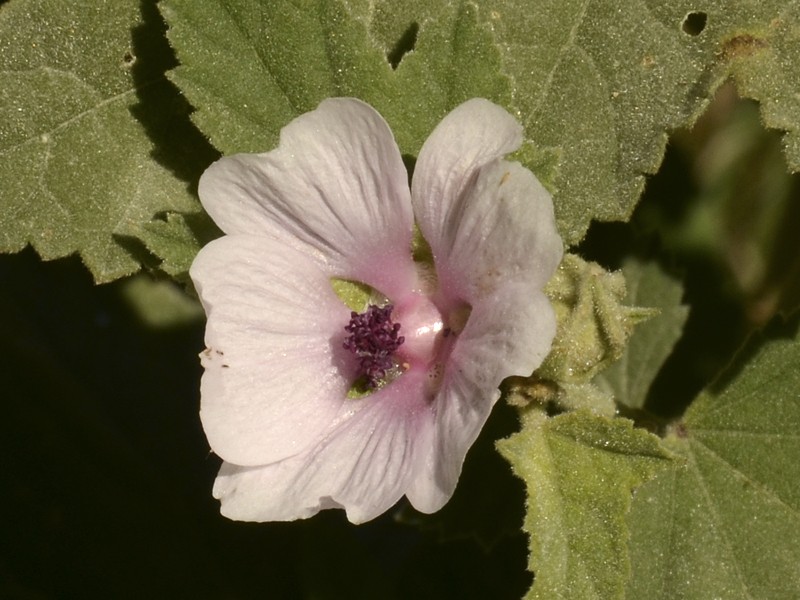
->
(162, 0, 799, 253)
(498, 409, 674, 600)
(119, 274, 204, 328)
(0, 0, 206, 282)
(478, 0, 800, 243)
(626, 325, 800, 599)
(595, 259, 689, 409)
(160, 0, 391, 154)
(160, 0, 511, 157)
(4, 1, 799, 281)
(723, 4, 800, 172)
(366, 0, 513, 154)
(138, 212, 220, 282)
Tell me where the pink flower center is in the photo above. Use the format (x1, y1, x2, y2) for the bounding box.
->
(342, 294, 449, 391)
(393, 293, 446, 368)
(343, 304, 405, 388)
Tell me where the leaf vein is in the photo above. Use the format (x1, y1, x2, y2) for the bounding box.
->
(530, 0, 591, 118)
(217, 0, 301, 115)
(687, 443, 756, 599)
(0, 70, 149, 156)
(694, 439, 799, 517)
(692, 428, 800, 440)
(660, 467, 680, 597)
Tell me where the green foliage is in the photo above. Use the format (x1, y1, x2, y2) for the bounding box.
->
(161, 0, 389, 154)
(476, 0, 800, 243)
(0, 0, 210, 282)
(137, 212, 220, 282)
(160, 0, 510, 157)
(595, 259, 689, 409)
(498, 409, 674, 600)
(364, 0, 513, 153)
(626, 323, 800, 599)
(119, 274, 204, 327)
(2, 0, 797, 281)
(153, 0, 800, 278)
(721, 2, 800, 172)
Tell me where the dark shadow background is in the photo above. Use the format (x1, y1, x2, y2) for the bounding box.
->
(0, 250, 530, 599)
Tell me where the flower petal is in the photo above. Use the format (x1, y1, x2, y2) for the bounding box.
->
(411, 98, 523, 262)
(434, 159, 563, 310)
(407, 288, 557, 512)
(190, 235, 355, 466)
(198, 98, 417, 298)
(212, 370, 434, 524)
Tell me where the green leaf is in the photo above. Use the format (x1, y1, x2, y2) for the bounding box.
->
(119, 274, 203, 328)
(497, 409, 674, 600)
(160, 0, 510, 157)
(595, 259, 689, 409)
(476, 0, 800, 243)
(138, 212, 220, 282)
(367, 0, 513, 153)
(626, 324, 800, 599)
(0, 0, 207, 282)
(5, 1, 798, 283)
(722, 6, 800, 172)
(160, 0, 389, 154)
(161, 0, 798, 248)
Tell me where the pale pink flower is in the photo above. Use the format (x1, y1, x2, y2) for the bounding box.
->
(190, 98, 562, 523)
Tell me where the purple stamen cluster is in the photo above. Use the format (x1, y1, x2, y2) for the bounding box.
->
(343, 304, 405, 388)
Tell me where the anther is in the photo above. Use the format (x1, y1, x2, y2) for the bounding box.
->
(343, 304, 404, 388)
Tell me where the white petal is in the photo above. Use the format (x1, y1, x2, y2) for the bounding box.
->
(405, 99, 562, 512)
(434, 160, 563, 309)
(408, 289, 557, 511)
(411, 98, 522, 262)
(212, 370, 434, 524)
(198, 98, 417, 299)
(190, 235, 355, 466)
